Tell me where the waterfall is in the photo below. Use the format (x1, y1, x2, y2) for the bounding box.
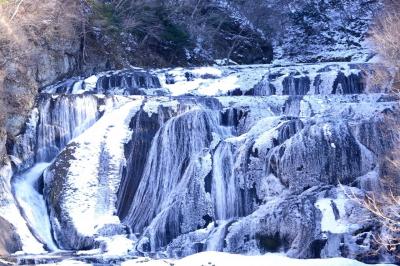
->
(118, 105, 247, 252)
(13, 163, 58, 251)
(36, 95, 99, 162)
(12, 93, 101, 253)
(116, 109, 166, 220)
(211, 142, 239, 220)
(121, 109, 232, 249)
(7, 64, 398, 262)
(282, 75, 311, 95)
(123, 110, 218, 230)
(205, 220, 231, 251)
(97, 71, 161, 95)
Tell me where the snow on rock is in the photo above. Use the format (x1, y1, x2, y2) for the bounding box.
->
(154, 65, 267, 96)
(43, 97, 144, 250)
(155, 63, 392, 96)
(82, 75, 98, 92)
(97, 235, 134, 257)
(265, 0, 381, 63)
(11, 108, 39, 172)
(1, 205, 44, 255)
(41, 63, 393, 97)
(142, 97, 180, 116)
(37, 260, 91, 266)
(315, 195, 352, 234)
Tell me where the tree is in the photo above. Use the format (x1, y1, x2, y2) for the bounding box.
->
(345, 169, 400, 258)
(346, 2, 400, 257)
(370, 0, 400, 92)
(340, 1, 400, 259)
(0, 0, 82, 144)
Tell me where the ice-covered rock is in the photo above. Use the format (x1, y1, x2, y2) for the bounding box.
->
(40, 63, 394, 97)
(6, 62, 400, 265)
(43, 97, 143, 249)
(43, 70, 164, 96)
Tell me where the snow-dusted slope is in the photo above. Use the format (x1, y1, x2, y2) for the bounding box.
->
(229, 0, 381, 63)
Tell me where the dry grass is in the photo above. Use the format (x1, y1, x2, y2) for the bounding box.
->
(346, 176, 400, 257)
(370, 0, 400, 92)
(0, 0, 80, 60)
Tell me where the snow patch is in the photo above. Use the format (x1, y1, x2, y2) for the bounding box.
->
(122, 251, 396, 266)
(155, 65, 269, 96)
(315, 195, 349, 234)
(97, 235, 134, 257)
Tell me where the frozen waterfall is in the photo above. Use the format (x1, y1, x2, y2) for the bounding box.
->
(36, 95, 99, 162)
(7, 63, 400, 265)
(212, 142, 240, 220)
(11, 94, 102, 253)
(13, 163, 58, 251)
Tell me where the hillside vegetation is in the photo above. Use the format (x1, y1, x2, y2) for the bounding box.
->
(0, 0, 82, 163)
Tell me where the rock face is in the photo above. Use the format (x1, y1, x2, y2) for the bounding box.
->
(0, 216, 22, 256)
(9, 63, 399, 264)
(230, 0, 381, 62)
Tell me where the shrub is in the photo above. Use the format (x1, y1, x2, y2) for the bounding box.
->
(371, 0, 400, 92)
(349, 2, 400, 256)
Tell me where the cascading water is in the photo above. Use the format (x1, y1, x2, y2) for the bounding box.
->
(36, 95, 99, 162)
(12, 94, 101, 253)
(205, 220, 231, 251)
(211, 141, 240, 220)
(13, 163, 57, 251)
(123, 109, 222, 231)
(121, 109, 235, 251)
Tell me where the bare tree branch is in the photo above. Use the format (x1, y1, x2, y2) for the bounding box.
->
(10, 0, 24, 20)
